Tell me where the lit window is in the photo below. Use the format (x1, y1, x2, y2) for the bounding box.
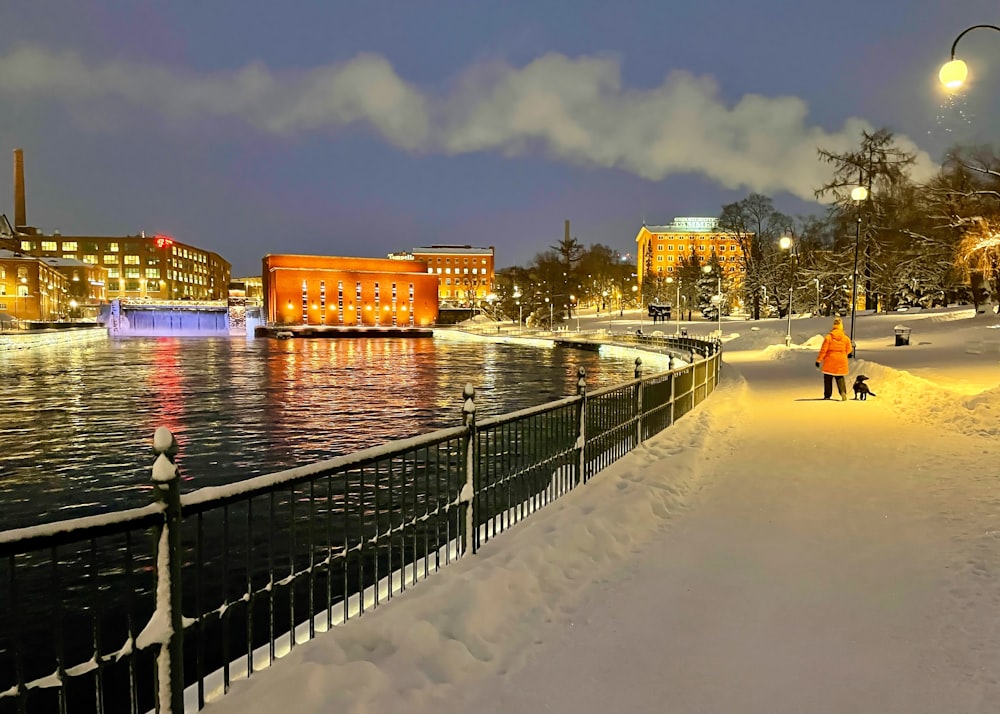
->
(109, 243, 119, 252)
(61, 242, 78, 252)
(124, 255, 140, 265)
(20, 241, 33, 251)
(103, 255, 118, 265)
(41, 241, 57, 251)
(83, 255, 98, 264)
(145, 268, 160, 279)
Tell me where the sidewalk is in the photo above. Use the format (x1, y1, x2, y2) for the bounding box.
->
(206, 313, 1000, 714)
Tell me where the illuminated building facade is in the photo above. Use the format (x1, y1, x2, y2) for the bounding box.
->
(391, 245, 495, 306)
(262, 254, 440, 327)
(0, 249, 71, 322)
(635, 217, 744, 287)
(16, 233, 230, 302)
(9, 148, 230, 302)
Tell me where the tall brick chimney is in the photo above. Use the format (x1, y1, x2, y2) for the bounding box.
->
(13, 148, 26, 229)
(564, 219, 570, 243)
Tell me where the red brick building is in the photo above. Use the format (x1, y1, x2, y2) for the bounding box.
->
(262, 254, 440, 327)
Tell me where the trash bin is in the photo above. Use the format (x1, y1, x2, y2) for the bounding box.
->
(680, 327, 688, 337)
(894, 326, 911, 346)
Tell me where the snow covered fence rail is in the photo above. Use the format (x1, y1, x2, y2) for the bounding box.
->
(0, 339, 721, 713)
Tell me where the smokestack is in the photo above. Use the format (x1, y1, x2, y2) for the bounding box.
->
(564, 219, 570, 243)
(13, 148, 26, 229)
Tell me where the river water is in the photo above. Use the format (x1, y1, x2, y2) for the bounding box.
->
(0, 335, 639, 530)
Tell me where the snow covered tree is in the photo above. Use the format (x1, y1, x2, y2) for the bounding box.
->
(717, 193, 791, 320)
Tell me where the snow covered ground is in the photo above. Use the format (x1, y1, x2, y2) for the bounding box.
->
(204, 307, 1000, 714)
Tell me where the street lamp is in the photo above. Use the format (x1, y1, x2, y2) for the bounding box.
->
(602, 290, 611, 333)
(939, 24, 1000, 90)
(849, 184, 869, 357)
(778, 236, 797, 347)
(665, 277, 681, 336)
(702, 265, 722, 337)
(545, 296, 553, 330)
(569, 294, 579, 331)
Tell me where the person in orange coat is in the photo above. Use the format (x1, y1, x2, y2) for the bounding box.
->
(816, 317, 853, 400)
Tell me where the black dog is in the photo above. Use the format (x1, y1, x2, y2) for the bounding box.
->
(853, 375, 876, 400)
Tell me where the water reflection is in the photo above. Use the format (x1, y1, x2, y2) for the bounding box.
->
(0, 337, 636, 529)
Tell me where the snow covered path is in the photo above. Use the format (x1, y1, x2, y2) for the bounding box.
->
(204, 311, 1000, 714)
(429, 354, 1000, 714)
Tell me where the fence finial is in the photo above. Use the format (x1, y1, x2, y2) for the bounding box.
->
(634, 356, 643, 379)
(576, 366, 587, 396)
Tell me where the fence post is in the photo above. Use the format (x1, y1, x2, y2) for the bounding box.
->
(575, 366, 587, 485)
(634, 357, 644, 447)
(460, 383, 477, 555)
(141, 427, 184, 714)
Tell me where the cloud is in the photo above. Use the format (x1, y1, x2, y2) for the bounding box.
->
(0, 44, 937, 200)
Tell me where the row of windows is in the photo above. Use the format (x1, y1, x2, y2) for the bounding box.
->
(443, 278, 488, 286)
(429, 267, 486, 275)
(24, 241, 212, 264)
(421, 256, 490, 265)
(655, 255, 739, 262)
(654, 244, 739, 251)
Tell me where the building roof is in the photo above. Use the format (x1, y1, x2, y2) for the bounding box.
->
(41, 256, 91, 268)
(411, 245, 494, 255)
(643, 217, 722, 234)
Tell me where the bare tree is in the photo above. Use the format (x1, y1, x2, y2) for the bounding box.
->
(717, 193, 791, 319)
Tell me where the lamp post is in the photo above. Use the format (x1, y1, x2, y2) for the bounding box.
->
(512, 287, 522, 333)
(545, 296, 553, 330)
(665, 277, 681, 335)
(701, 265, 722, 336)
(814, 278, 821, 315)
(939, 24, 1000, 89)
(778, 236, 798, 347)
(602, 290, 611, 333)
(849, 184, 869, 358)
(570, 294, 579, 331)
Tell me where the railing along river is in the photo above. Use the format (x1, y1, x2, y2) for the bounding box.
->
(0, 334, 722, 713)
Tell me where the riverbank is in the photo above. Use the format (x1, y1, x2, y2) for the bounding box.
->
(0, 325, 107, 351)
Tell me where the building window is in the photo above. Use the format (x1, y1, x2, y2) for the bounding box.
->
(83, 255, 98, 264)
(20, 241, 34, 251)
(61, 242, 78, 252)
(124, 255, 140, 265)
(125, 268, 141, 279)
(125, 280, 141, 292)
(108, 243, 119, 252)
(108, 268, 120, 278)
(108, 280, 120, 291)
(145, 268, 160, 279)
(41, 241, 57, 251)
(103, 255, 118, 265)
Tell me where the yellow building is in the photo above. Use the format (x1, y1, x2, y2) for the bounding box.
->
(16, 232, 230, 302)
(0, 249, 71, 322)
(390, 245, 495, 307)
(635, 217, 743, 287)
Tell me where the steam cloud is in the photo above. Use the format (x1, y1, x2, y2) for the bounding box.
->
(0, 44, 938, 200)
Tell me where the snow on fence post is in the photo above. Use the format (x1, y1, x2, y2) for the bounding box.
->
(575, 366, 587, 485)
(460, 384, 476, 555)
(634, 357, 644, 447)
(142, 426, 185, 714)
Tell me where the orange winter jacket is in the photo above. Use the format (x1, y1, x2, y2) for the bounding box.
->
(817, 325, 853, 375)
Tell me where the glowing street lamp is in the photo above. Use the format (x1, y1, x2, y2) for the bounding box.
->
(849, 184, 869, 357)
(513, 286, 522, 333)
(665, 277, 681, 336)
(939, 24, 1000, 90)
(702, 265, 722, 337)
(778, 236, 797, 346)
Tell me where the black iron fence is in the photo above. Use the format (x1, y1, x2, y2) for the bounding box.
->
(0, 337, 721, 713)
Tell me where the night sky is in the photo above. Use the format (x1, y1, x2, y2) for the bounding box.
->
(0, 1, 997, 277)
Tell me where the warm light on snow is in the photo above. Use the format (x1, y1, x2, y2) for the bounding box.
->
(200, 307, 1000, 713)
